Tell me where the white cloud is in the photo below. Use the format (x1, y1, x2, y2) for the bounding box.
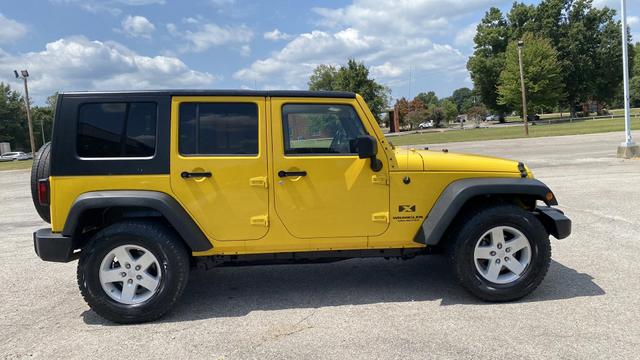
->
(592, 0, 617, 8)
(593, 0, 640, 11)
(628, 16, 639, 26)
(183, 17, 200, 24)
(264, 29, 291, 41)
(234, 0, 504, 95)
(371, 62, 403, 78)
(234, 27, 466, 90)
(313, 0, 504, 36)
(0, 13, 28, 44)
(115, 0, 164, 4)
(454, 22, 477, 50)
(170, 22, 253, 53)
(240, 44, 251, 57)
(209, 0, 235, 5)
(0, 36, 218, 102)
(120, 15, 156, 38)
(234, 29, 371, 84)
(51, 0, 164, 15)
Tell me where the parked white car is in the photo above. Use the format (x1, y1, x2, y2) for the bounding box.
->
(0, 151, 31, 161)
(418, 120, 435, 129)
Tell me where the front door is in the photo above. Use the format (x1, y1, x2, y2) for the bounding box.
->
(271, 98, 390, 239)
(170, 96, 269, 241)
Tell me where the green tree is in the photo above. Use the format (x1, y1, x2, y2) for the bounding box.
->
(507, 2, 537, 40)
(497, 33, 565, 114)
(405, 109, 429, 129)
(32, 106, 54, 149)
(308, 59, 390, 121)
(46, 92, 59, 110)
(429, 107, 446, 128)
(467, 7, 510, 112)
(557, 0, 624, 114)
(0, 83, 29, 151)
(631, 43, 640, 107)
(592, 12, 625, 109)
(449, 87, 474, 113)
(531, 0, 566, 47)
(630, 76, 640, 108)
(633, 42, 640, 77)
(470, 0, 626, 116)
(467, 105, 488, 126)
(440, 99, 458, 123)
(409, 97, 427, 111)
(308, 65, 338, 91)
(394, 97, 410, 127)
(414, 91, 438, 107)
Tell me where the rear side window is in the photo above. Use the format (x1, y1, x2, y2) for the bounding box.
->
(179, 103, 259, 155)
(77, 102, 157, 158)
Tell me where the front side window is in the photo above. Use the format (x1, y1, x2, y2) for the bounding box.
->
(77, 102, 157, 158)
(179, 103, 259, 155)
(282, 104, 366, 155)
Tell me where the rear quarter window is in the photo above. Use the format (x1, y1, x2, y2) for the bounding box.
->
(77, 102, 157, 158)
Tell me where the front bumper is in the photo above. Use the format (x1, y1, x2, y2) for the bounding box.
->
(33, 228, 78, 262)
(535, 206, 572, 239)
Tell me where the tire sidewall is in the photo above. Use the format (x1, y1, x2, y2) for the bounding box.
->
(78, 223, 188, 323)
(455, 206, 550, 301)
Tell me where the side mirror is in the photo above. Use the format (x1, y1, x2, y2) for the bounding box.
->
(356, 135, 383, 172)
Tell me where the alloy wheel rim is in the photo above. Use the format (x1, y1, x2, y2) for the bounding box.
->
(473, 226, 532, 284)
(99, 244, 162, 305)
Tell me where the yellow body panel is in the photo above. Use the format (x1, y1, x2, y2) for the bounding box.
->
(169, 96, 270, 241)
(49, 94, 525, 256)
(269, 97, 389, 240)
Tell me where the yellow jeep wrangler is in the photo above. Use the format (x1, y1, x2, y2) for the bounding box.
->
(31, 90, 570, 323)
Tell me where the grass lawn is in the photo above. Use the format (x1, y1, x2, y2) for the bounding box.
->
(0, 160, 33, 171)
(389, 116, 640, 146)
(504, 107, 640, 122)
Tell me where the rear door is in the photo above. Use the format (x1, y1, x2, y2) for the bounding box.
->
(170, 96, 269, 241)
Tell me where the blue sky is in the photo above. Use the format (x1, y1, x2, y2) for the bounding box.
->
(0, 0, 639, 104)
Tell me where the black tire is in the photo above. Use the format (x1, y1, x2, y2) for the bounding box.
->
(30, 142, 51, 223)
(449, 204, 551, 302)
(77, 221, 190, 324)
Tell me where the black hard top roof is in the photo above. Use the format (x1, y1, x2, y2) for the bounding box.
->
(61, 89, 356, 99)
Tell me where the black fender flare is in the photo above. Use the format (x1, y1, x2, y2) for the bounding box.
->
(63, 190, 212, 252)
(414, 178, 557, 245)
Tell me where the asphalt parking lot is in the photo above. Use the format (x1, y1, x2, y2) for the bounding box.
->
(1, 131, 639, 359)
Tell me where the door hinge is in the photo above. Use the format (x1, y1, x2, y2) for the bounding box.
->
(371, 212, 389, 223)
(249, 176, 268, 188)
(371, 175, 388, 185)
(250, 215, 269, 227)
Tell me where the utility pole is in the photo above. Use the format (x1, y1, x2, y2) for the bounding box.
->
(517, 40, 529, 136)
(14, 70, 36, 155)
(617, 0, 639, 158)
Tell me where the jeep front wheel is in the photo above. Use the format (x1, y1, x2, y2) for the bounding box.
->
(450, 204, 551, 302)
(77, 221, 190, 323)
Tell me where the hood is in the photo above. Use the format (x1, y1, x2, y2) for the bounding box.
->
(392, 148, 523, 174)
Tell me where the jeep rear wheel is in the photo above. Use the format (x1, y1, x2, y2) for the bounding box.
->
(450, 204, 551, 302)
(77, 221, 190, 323)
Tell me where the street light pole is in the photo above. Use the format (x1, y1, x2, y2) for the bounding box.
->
(517, 40, 529, 136)
(14, 70, 36, 155)
(617, 0, 639, 158)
